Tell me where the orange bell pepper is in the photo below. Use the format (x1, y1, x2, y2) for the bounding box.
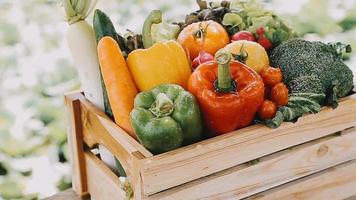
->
(188, 50, 265, 135)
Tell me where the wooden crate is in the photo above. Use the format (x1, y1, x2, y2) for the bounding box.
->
(64, 91, 356, 200)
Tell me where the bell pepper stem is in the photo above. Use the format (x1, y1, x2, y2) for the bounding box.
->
(149, 93, 174, 117)
(142, 10, 162, 48)
(215, 50, 234, 92)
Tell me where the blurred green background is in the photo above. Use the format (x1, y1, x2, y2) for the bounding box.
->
(0, 0, 355, 199)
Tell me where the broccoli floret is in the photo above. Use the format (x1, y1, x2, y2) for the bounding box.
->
(329, 60, 354, 97)
(288, 75, 324, 94)
(270, 38, 354, 101)
(267, 39, 354, 128)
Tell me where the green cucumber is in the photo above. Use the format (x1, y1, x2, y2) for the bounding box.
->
(93, 9, 117, 42)
(93, 9, 129, 56)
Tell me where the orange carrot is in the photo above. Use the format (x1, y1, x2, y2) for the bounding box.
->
(97, 36, 138, 139)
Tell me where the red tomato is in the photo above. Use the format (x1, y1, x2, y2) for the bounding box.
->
(256, 27, 265, 35)
(231, 31, 256, 42)
(258, 100, 277, 120)
(192, 51, 214, 69)
(256, 27, 272, 50)
(260, 67, 283, 86)
(271, 82, 289, 106)
(177, 20, 229, 60)
(258, 36, 273, 50)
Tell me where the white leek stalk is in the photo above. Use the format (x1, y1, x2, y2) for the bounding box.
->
(63, 0, 116, 171)
(63, 0, 103, 109)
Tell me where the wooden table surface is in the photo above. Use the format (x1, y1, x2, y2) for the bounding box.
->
(44, 189, 86, 200)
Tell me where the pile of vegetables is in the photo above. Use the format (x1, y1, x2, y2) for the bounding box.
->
(183, 0, 296, 49)
(63, 0, 354, 158)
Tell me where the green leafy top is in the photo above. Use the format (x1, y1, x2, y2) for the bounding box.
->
(62, 0, 98, 24)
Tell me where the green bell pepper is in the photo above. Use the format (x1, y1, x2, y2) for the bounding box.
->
(130, 84, 203, 154)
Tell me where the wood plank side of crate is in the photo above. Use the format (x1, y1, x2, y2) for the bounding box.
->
(64, 91, 150, 198)
(247, 159, 356, 200)
(77, 92, 152, 157)
(74, 92, 152, 187)
(146, 127, 356, 200)
(141, 94, 356, 196)
(64, 91, 89, 198)
(84, 151, 124, 200)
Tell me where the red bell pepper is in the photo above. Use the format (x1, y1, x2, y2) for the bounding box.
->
(188, 50, 265, 135)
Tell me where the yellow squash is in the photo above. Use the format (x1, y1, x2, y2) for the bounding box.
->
(223, 40, 269, 73)
(127, 40, 191, 91)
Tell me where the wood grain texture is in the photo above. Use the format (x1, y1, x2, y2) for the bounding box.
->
(85, 152, 125, 200)
(78, 94, 151, 157)
(65, 91, 356, 199)
(75, 92, 152, 192)
(141, 94, 356, 195)
(146, 127, 356, 200)
(65, 92, 151, 198)
(64, 92, 89, 198)
(247, 159, 356, 200)
(44, 189, 86, 200)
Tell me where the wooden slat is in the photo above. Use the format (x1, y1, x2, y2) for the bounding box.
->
(64, 92, 89, 198)
(146, 127, 356, 199)
(85, 152, 125, 200)
(247, 159, 356, 200)
(65, 92, 151, 190)
(78, 95, 152, 157)
(141, 94, 356, 195)
(44, 189, 84, 200)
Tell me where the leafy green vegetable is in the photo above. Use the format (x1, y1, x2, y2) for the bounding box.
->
(283, 0, 340, 36)
(221, 0, 296, 45)
(151, 22, 180, 43)
(222, 13, 243, 27)
(266, 93, 324, 128)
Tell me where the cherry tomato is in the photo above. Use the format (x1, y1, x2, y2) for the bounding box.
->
(255, 27, 272, 50)
(231, 31, 256, 42)
(258, 100, 277, 120)
(258, 36, 273, 50)
(271, 82, 289, 106)
(192, 51, 214, 69)
(260, 67, 283, 86)
(256, 27, 265, 35)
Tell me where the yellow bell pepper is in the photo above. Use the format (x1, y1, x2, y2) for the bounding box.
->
(126, 10, 191, 92)
(127, 40, 191, 91)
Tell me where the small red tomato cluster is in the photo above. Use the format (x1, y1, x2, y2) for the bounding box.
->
(258, 67, 289, 120)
